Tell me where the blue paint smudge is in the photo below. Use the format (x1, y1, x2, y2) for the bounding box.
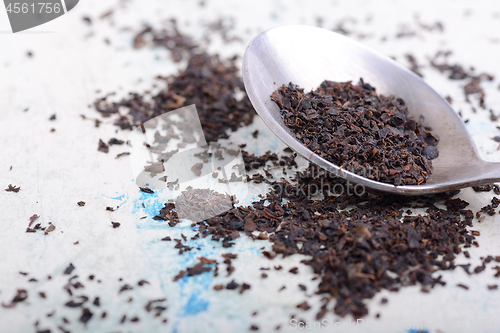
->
(132, 191, 168, 229)
(408, 329, 428, 333)
(131, 189, 215, 318)
(101, 194, 126, 201)
(174, 248, 215, 318)
(465, 120, 493, 133)
(100, 193, 128, 210)
(133, 191, 163, 215)
(111, 194, 125, 201)
(130, 183, 264, 327)
(182, 290, 210, 316)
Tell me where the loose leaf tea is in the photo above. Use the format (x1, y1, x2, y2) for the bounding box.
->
(271, 80, 439, 185)
(94, 53, 255, 143)
(174, 186, 235, 223)
(171, 164, 478, 318)
(5, 184, 21, 192)
(16, 14, 492, 331)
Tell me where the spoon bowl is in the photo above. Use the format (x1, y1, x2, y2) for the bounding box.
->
(242, 25, 500, 195)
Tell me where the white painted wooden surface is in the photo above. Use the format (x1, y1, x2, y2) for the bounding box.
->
(1, 1, 500, 332)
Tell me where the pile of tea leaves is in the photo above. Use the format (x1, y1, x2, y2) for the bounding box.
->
(88, 17, 498, 328)
(271, 80, 439, 185)
(165, 163, 489, 319)
(94, 53, 255, 143)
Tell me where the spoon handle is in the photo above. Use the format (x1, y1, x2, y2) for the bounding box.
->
(479, 161, 500, 184)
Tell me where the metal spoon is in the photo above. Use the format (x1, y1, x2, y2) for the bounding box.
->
(242, 25, 499, 195)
